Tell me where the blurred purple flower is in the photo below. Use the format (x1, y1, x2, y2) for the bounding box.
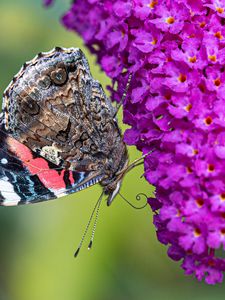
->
(44, 0, 54, 6)
(45, 0, 225, 284)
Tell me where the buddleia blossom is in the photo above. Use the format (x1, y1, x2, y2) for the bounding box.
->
(47, 0, 225, 284)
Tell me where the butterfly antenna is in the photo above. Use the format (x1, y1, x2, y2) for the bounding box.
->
(116, 149, 154, 177)
(74, 191, 104, 257)
(118, 192, 148, 210)
(127, 149, 155, 172)
(88, 192, 103, 250)
(115, 73, 133, 116)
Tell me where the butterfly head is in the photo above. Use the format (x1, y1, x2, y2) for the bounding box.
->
(106, 180, 123, 206)
(101, 147, 129, 206)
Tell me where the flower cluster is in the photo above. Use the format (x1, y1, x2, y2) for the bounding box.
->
(47, 0, 225, 284)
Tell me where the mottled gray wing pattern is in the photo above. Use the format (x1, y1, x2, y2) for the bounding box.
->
(2, 47, 119, 174)
(1, 47, 129, 203)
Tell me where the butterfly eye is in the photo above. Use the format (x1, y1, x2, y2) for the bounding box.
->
(51, 68, 67, 85)
(38, 75, 51, 89)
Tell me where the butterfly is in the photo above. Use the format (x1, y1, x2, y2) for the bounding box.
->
(0, 47, 132, 207)
(0, 47, 149, 255)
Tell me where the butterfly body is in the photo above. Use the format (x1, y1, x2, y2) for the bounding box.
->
(0, 47, 128, 205)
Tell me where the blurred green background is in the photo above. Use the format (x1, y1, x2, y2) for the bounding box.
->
(0, 1, 224, 299)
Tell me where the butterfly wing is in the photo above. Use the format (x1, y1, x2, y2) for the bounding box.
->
(1, 47, 129, 204)
(0, 127, 104, 206)
(2, 47, 119, 173)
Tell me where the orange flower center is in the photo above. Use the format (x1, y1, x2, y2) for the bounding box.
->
(198, 83, 206, 93)
(178, 74, 187, 83)
(164, 92, 171, 100)
(193, 149, 199, 155)
(221, 228, 225, 235)
(220, 193, 225, 201)
(208, 55, 217, 62)
(148, 0, 158, 8)
(196, 198, 204, 207)
(208, 164, 215, 172)
(151, 38, 157, 45)
(214, 78, 221, 86)
(186, 166, 193, 174)
(176, 209, 181, 217)
(216, 7, 224, 14)
(204, 116, 213, 125)
(185, 104, 192, 112)
(166, 56, 172, 62)
(199, 21, 206, 28)
(188, 56, 197, 63)
(194, 228, 201, 237)
(166, 16, 175, 24)
(215, 31, 223, 39)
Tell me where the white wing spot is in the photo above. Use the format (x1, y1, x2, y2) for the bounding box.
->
(1, 158, 8, 165)
(0, 177, 21, 206)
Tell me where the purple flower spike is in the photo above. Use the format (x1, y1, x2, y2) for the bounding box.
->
(50, 0, 225, 284)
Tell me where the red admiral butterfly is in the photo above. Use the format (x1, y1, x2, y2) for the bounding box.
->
(0, 47, 148, 255)
(0, 47, 129, 206)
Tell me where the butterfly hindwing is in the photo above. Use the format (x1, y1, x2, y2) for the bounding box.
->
(0, 127, 104, 206)
(2, 47, 117, 173)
